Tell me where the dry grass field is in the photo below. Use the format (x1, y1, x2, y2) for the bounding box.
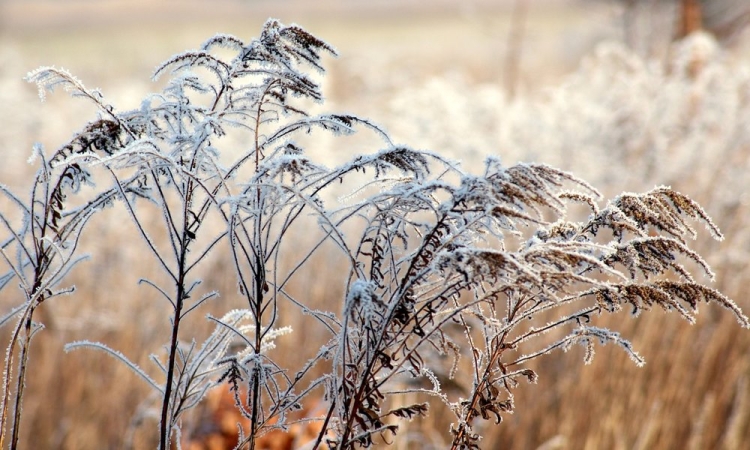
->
(2, 1, 750, 449)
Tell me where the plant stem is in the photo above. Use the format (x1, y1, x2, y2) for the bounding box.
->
(8, 307, 38, 450)
(158, 211, 193, 449)
(158, 266, 187, 450)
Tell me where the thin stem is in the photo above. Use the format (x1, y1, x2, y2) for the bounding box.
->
(158, 153, 197, 448)
(9, 304, 39, 450)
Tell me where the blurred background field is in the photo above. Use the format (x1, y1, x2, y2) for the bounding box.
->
(2, 0, 750, 448)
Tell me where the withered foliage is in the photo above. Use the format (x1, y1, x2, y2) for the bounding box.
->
(2, 19, 747, 450)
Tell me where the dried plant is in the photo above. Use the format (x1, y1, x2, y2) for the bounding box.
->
(0, 87, 125, 448)
(1, 19, 747, 450)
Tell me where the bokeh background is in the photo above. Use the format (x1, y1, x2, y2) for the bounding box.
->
(3, 0, 750, 448)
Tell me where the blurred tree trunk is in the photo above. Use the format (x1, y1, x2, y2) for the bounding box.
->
(676, 0, 703, 39)
(612, 0, 749, 47)
(622, 0, 638, 48)
(504, 0, 527, 101)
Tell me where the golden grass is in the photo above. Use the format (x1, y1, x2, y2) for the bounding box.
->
(7, 171, 748, 449)
(12, 270, 750, 448)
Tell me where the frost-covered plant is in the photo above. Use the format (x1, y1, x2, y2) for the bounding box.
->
(0, 101, 124, 448)
(2, 19, 748, 450)
(388, 33, 750, 194)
